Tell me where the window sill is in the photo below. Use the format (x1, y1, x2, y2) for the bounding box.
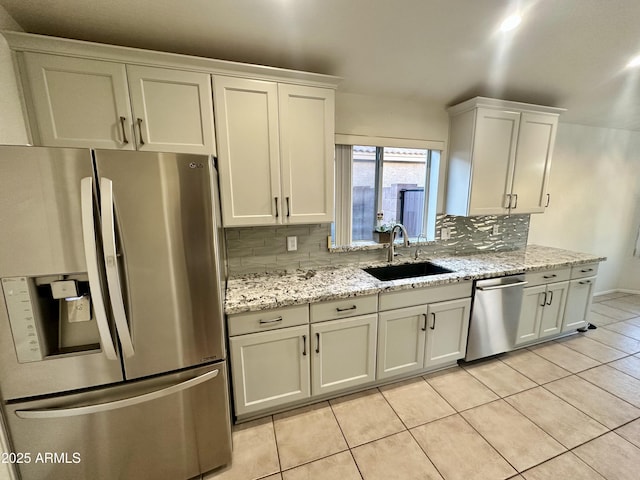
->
(329, 239, 436, 253)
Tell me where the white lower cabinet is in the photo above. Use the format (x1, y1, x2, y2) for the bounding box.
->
(229, 308, 377, 416)
(377, 306, 427, 379)
(311, 314, 377, 395)
(516, 281, 569, 346)
(229, 325, 310, 416)
(562, 276, 596, 332)
(425, 298, 472, 368)
(377, 298, 471, 380)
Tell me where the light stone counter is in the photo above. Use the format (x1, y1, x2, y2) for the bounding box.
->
(225, 244, 606, 315)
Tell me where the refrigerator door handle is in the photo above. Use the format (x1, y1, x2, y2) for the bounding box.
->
(80, 177, 117, 361)
(100, 177, 135, 358)
(15, 369, 219, 419)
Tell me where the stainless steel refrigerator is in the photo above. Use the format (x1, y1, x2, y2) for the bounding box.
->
(0, 146, 231, 480)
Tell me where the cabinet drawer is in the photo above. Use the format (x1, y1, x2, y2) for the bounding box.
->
(571, 263, 599, 279)
(379, 282, 472, 312)
(228, 304, 309, 336)
(523, 268, 571, 287)
(310, 295, 378, 323)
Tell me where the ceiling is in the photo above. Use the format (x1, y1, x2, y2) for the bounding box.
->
(2, 0, 640, 131)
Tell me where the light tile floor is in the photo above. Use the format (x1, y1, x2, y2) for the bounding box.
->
(206, 294, 640, 480)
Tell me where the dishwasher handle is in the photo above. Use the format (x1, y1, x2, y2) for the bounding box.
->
(476, 281, 528, 291)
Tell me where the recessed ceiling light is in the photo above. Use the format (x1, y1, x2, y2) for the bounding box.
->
(500, 14, 522, 32)
(627, 55, 640, 68)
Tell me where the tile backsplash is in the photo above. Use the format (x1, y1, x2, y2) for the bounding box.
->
(225, 214, 530, 276)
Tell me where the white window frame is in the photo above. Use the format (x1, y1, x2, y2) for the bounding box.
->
(334, 135, 445, 246)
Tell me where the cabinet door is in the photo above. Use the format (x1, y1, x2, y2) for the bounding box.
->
(229, 325, 309, 416)
(377, 306, 426, 380)
(562, 277, 596, 332)
(278, 84, 335, 224)
(515, 285, 546, 345)
(213, 76, 281, 226)
(510, 112, 558, 213)
(539, 281, 569, 338)
(424, 298, 471, 368)
(22, 52, 134, 149)
(126, 65, 216, 155)
(310, 314, 377, 396)
(468, 108, 520, 215)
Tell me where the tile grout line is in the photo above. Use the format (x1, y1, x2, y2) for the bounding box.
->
(525, 343, 603, 374)
(573, 366, 640, 412)
(269, 414, 285, 479)
(538, 375, 639, 431)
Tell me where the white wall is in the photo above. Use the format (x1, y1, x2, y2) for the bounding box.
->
(528, 123, 640, 294)
(0, 5, 29, 146)
(335, 91, 448, 142)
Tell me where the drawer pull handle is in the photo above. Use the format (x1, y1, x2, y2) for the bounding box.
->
(302, 335, 307, 356)
(421, 313, 427, 331)
(546, 290, 554, 306)
(579, 280, 592, 285)
(259, 316, 283, 325)
(543, 274, 557, 279)
(545, 193, 551, 207)
(336, 305, 357, 312)
(581, 268, 594, 273)
(315, 332, 320, 353)
(274, 197, 279, 218)
(430, 312, 436, 330)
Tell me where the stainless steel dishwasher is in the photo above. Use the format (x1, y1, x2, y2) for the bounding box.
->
(465, 275, 528, 361)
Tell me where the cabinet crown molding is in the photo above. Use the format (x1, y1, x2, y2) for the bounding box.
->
(447, 96, 566, 117)
(1, 30, 341, 89)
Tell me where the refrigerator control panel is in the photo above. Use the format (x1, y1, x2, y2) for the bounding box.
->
(2, 277, 44, 362)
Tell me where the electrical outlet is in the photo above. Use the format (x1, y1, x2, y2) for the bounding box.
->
(492, 224, 500, 235)
(287, 236, 297, 251)
(440, 227, 450, 240)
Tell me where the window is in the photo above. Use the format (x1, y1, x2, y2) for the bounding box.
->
(334, 143, 441, 246)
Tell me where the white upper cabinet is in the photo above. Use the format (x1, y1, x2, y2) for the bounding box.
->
(21, 53, 216, 155)
(126, 65, 216, 154)
(510, 113, 558, 213)
(22, 53, 134, 150)
(213, 77, 281, 226)
(214, 76, 335, 227)
(278, 84, 335, 224)
(446, 97, 564, 216)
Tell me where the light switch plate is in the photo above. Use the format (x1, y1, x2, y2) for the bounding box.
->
(492, 224, 500, 235)
(287, 236, 297, 251)
(441, 227, 450, 240)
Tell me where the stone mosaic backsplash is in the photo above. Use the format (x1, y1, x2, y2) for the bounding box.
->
(225, 214, 530, 276)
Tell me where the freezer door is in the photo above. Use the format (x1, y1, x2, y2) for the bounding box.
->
(0, 146, 123, 400)
(5, 363, 231, 480)
(93, 150, 225, 379)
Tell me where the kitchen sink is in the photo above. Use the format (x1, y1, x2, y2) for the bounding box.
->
(362, 262, 454, 281)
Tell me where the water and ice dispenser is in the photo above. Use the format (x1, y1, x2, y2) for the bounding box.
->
(1, 274, 101, 363)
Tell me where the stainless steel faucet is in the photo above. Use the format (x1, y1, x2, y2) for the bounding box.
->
(387, 223, 410, 262)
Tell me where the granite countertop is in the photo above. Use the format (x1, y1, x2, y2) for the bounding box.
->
(225, 244, 606, 315)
